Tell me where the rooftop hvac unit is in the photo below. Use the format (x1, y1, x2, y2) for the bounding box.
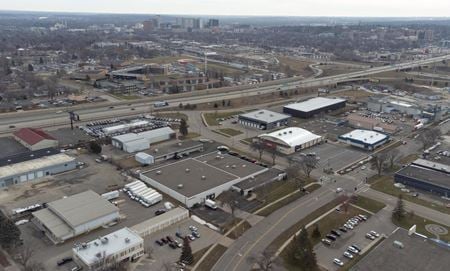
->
(96, 252, 102, 258)
(201, 176, 206, 180)
(101, 238, 108, 244)
(242, 165, 247, 167)
(231, 165, 236, 168)
(154, 148, 159, 152)
(185, 168, 190, 173)
(177, 184, 184, 189)
(125, 238, 130, 243)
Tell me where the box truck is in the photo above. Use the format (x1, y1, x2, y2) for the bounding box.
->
(101, 190, 120, 201)
(205, 199, 218, 210)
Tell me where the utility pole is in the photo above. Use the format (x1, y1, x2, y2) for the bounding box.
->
(68, 111, 80, 130)
(204, 52, 208, 75)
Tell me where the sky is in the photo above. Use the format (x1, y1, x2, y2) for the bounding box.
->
(1, 0, 450, 17)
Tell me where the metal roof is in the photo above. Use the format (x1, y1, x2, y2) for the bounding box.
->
(112, 127, 175, 144)
(284, 97, 346, 113)
(339, 129, 388, 145)
(0, 148, 60, 167)
(46, 190, 119, 228)
(396, 165, 450, 189)
(13, 128, 57, 145)
(258, 127, 322, 147)
(239, 109, 290, 124)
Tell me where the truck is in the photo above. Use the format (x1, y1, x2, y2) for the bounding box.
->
(101, 190, 120, 201)
(153, 101, 169, 108)
(138, 189, 157, 200)
(130, 186, 148, 198)
(205, 199, 218, 210)
(125, 181, 143, 191)
(129, 183, 146, 193)
(141, 194, 163, 207)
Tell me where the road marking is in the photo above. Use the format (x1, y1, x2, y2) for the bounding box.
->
(229, 189, 331, 271)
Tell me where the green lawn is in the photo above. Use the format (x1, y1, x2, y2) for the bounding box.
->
(203, 111, 242, 126)
(191, 245, 212, 266)
(195, 244, 228, 271)
(393, 213, 450, 242)
(217, 128, 243, 137)
(226, 220, 252, 239)
(351, 195, 386, 213)
(371, 176, 450, 214)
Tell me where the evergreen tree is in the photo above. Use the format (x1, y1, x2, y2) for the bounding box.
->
(286, 226, 318, 271)
(39, 57, 44, 64)
(179, 119, 188, 137)
(312, 224, 321, 240)
(392, 194, 406, 221)
(179, 237, 194, 265)
(0, 215, 21, 248)
(89, 141, 102, 154)
(27, 64, 34, 72)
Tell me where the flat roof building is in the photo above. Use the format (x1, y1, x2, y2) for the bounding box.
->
(283, 97, 346, 118)
(395, 159, 450, 197)
(73, 227, 144, 270)
(140, 152, 267, 207)
(145, 140, 204, 162)
(0, 149, 76, 189)
(338, 129, 389, 150)
(112, 127, 176, 153)
(232, 168, 286, 196)
(32, 190, 120, 244)
(238, 109, 291, 130)
(351, 228, 450, 271)
(258, 127, 323, 154)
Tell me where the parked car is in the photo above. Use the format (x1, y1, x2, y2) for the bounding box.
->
(326, 234, 337, 241)
(166, 236, 174, 243)
(155, 240, 163, 246)
(192, 231, 200, 238)
(333, 258, 344, 266)
(155, 209, 166, 216)
(169, 242, 177, 249)
(348, 246, 359, 254)
(57, 257, 73, 266)
(188, 234, 195, 241)
(366, 233, 376, 240)
(358, 214, 368, 221)
(351, 244, 362, 252)
(331, 230, 341, 236)
(343, 251, 354, 259)
(322, 239, 332, 246)
(161, 238, 168, 244)
(189, 225, 198, 231)
(344, 224, 353, 230)
(339, 227, 347, 233)
(370, 231, 380, 237)
(173, 240, 182, 248)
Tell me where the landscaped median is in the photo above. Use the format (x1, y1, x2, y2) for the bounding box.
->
(203, 111, 242, 126)
(370, 175, 450, 214)
(392, 212, 450, 242)
(213, 128, 243, 137)
(195, 244, 228, 271)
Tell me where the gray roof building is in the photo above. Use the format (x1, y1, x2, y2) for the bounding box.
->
(238, 110, 291, 130)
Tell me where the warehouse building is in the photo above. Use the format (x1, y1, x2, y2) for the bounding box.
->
(140, 152, 267, 207)
(145, 140, 204, 162)
(73, 227, 144, 270)
(238, 109, 291, 130)
(258, 127, 323, 154)
(232, 168, 286, 196)
(394, 159, 450, 197)
(32, 190, 120, 244)
(338, 129, 389, 150)
(283, 97, 346, 118)
(131, 207, 189, 237)
(111, 127, 176, 153)
(0, 148, 76, 189)
(13, 128, 58, 150)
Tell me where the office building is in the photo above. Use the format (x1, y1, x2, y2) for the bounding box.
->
(283, 97, 346, 118)
(338, 129, 389, 150)
(238, 109, 291, 130)
(258, 127, 323, 154)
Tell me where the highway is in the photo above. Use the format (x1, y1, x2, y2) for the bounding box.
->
(1, 54, 449, 133)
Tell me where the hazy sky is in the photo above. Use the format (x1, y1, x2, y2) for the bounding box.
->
(2, 0, 450, 17)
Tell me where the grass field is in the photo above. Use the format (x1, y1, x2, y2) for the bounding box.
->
(197, 62, 246, 75)
(277, 56, 314, 76)
(398, 153, 419, 164)
(351, 195, 386, 213)
(393, 213, 450, 242)
(195, 244, 228, 271)
(191, 245, 212, 266)
(371, 176, 450, 214)
(226, 220, 252, 239)
(217, 128, 243, 137)
(203, 111, 242, 126)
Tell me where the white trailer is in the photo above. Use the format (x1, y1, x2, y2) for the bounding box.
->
(129, 183, 147, 193)
(101, 190, 120, 201)
(126, 182, 144, 192)
(138, 189, 157, 200)
(124, 180, 142, 190)
(131, 186, 148, 196)
(142, 193, 162, 206)
(139, 191, 159, 202)
(205, 199, 218, 210)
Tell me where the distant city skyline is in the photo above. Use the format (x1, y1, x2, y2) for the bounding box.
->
(2, 0, 450, 17)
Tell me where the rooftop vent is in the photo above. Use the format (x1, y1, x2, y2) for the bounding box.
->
(125, 238, 130, 243)
(101, 238, 108, 244)
(201, 176, 206, 180)
(96, 252, 102, 258)
(231, 165, 236, 169)
(185, 168, 190, 173)
(30, 154, 34, 157)
(154, 148, 159, 153)
(177, 184, 184, 189)
(156, 170, 162, 175)
(242, 165, 247, 168)
(289, 131, 292, 133)
(178, 142, 182, 146)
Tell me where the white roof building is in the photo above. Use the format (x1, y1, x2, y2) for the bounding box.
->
(73, 227, 144, 270)
(111, 127, 175, 153)
(338, 129, 389, 150)
(284, 97, 346, 113)
(258, 127, 323, 154)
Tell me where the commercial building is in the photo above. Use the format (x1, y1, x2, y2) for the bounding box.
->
(145, 140, 204, 162)
(73, 227, 144, 270)
(394, 159, 450, 197)
(0, 148, 76, 189)
(32, 190, 120, 244)
(131, 207, 189, 237)
(112, 127, 176, 153)
(338, 129, 389, 150)
(283, 97, 346, 118)
(140, 152, 267, 207)
(367, 97, 421, 116)
(13, 128, 58, 150)
(347, 114, 398, 134)
(232, 168, 286, 196)
(238, 109, 291, 130)
(352, 228, 450, 271)
(258, 127, 323, 154)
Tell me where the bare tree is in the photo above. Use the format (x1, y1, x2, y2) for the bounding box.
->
(386, 149, 400, 169)
(298, 156, 319, 178)
(418, 128, 441, 151)
(247, 250, 280, 271)
(219, 189, 240, 225)
(285, 165, 304, 189)
(266, 146, 278, 165)
(250, 140, 266, 161)
(370, 152, 388, 176)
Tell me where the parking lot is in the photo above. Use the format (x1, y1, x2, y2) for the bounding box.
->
(135, 218, 224, 271)
(315, 208, 396, 271)
(0, 136, 28, 159)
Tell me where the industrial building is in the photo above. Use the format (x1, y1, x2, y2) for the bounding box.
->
(258, 127, 323, 154)
(352, 228, 450, 271)
(238, 109, 291, 130)
(367, 97, 421, 116)
(394, 159, 450, 197)
(145, 140, 204, 162)
(346, 113, 398, 134)
(232, 168, 286, 196)
(73, 227, 144, 270)
(140, 152, 267, 207)
(283, 97, 346, 118)
(13, 128, 59, 150)
(131, 207, 189, 237)
(338, 129, 389, 150)
(111, 127, 176, 153)
(32, 190, 120, 244)
(0, 148, 76, 189)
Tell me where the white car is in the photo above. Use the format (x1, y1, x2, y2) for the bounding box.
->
(333, 258, 344, 266)
(189, 225, 198, 231)
(336, 187, 343, 193)
(15, 219, 29, 226)
(348, 246, 359, 254)
(343, 251, 353, 259)
(344, 224, 353, 230)
(370, 231, 380, 237)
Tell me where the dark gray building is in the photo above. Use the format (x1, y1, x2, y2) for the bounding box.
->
(238, 109, 291, 130)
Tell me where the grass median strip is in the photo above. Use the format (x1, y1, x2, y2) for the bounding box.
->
(371, 176, 450, 215)
(351, 195, 386, 213)
(195, 244, 228, 271)
(393, 213, 450, 242)
(226, 220, 252, 239)
(203, 111, 242, 126)
(217, 128, 243, 137)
